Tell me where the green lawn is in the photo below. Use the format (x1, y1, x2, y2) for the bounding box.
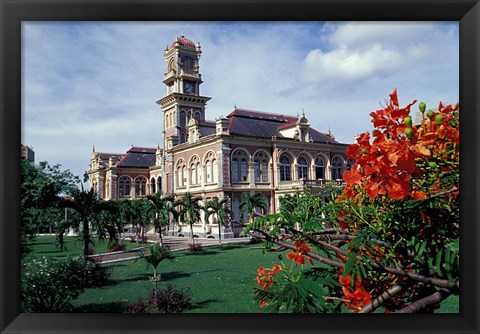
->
(73, 243, 281, 313)
(26, 236, 459, 313)
(27, 235, 149, 257)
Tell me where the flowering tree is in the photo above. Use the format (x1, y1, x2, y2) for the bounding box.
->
(246, 90, 459, 313)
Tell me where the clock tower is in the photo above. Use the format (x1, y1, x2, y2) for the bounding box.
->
(157, 35, 211, 148)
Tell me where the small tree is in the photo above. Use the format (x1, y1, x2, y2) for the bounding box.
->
(239, 192, 269, 224)
(139, 243, 174, 308)
(204, 197, 232, 244)
(147, 192, 177, 245)
(175, 193, 203, 244)
(131, 198, 156, 244)
(62, 187, 114, 256)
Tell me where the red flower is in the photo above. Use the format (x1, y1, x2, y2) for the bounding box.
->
(286, 240, 314, 265)
(338, 270, 371, 312)
(343, 170, 362, 186)
(256, 265, 281, 290)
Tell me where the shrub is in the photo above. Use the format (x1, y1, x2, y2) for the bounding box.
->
(130, 285, 192, 313)
(84, 262, 111, 288)
(21, 256, 105, 312)
(187, 243, 203, 253)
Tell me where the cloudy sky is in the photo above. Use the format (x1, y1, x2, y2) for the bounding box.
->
(22, 21, 459, 180)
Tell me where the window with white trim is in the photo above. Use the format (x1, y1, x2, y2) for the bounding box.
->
(298, 156, 309, 180)
(315, 156, 326, 180)
(254, 151, 269, 182)
(232, 150, 249, 182)
(279, 155, 292, 181)
(331, 156, 344, 180)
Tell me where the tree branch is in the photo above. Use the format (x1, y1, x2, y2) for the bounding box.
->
(359, 281, 410, 313)
(251, 229, 459, 290)
(395, 289, 452, 313)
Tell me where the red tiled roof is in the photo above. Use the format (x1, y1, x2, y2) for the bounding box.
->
(117, 152, 156, 168)
(127, 147, 157, 154)
(227, 108, 297, 123)
(171, 35, 196, 49)
(225, 108, 339, 144)
(198, 120, 216, 127)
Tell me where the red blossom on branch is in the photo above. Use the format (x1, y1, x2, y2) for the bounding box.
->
(338, 270, 372, 312)
(286, 240, 314, 265)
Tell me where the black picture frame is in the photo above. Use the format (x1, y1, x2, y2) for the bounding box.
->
(1, 0, 478, 333)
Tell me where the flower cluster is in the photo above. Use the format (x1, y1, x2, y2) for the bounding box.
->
(286, 240, 314, 266)
(337, 270, 371, 312)
(342, 89, 459, 202)
(256, 265, 282, 291)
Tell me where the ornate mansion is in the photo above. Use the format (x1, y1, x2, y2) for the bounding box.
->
(88, 35, 351, 238)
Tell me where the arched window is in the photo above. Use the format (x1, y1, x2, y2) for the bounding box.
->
(331, 156, 344, 180)
(298, 156, 309, 180)
(176, 160, 186, 187)
(279, 154, 292, 181)
(232, 150, 249, 182)
(315, 156, 326, 180)
(135, 176, 148, 196)
(197, 162, 202, 184)
(150, 177, 156, 194)
(206, 159, 212, 183)
(191, 164, 196, 185)
(182, 56, 194, 72)
(168, 58, 176, 72)
(190, 156, 200, 186)
(254, 151, 269, 182)
(105, 180, 110, 198)
(180, 110, 186, 127)
(182, 166, 187, 186)
(204, 152, 218, 184)
(118, 176, 132, 197)
(166, 114, 169, 128)
(213, 159, 218, 183)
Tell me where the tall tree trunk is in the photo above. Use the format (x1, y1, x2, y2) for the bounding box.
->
(218, 223, 222, 244)
(83, 218, 90, 257)
(190, 223, 195, 245)
(158, 225, 163, 245)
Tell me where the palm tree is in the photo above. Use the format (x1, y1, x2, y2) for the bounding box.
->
(139, 243, 174, 303)
(239, 192, 269, 225)
(147, 192, 177, 245)
(174, 192, 203, 244)
(118, 199, 136, 243)
(131, 198, 155, 245)
(62, 187, 114, 256)
(204, 197, 232, 244)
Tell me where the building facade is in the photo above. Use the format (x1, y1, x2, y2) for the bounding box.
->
(88, 35, 351, 238)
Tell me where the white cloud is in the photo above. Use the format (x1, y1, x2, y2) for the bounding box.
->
(21, 21, 459, 180)
(302, 43, 403, 83)
(299, 22, 456, 89)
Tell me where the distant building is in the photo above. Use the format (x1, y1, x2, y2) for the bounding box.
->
(88, 35, 352, 238)
(21, 144, 35, 164)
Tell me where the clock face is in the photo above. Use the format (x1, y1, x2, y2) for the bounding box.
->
(184, 81, 194, 94)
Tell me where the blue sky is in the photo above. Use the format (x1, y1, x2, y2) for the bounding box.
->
(22, 21, 459, 180)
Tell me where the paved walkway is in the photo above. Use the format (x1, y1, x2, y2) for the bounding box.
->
(89, 235, 253, 265)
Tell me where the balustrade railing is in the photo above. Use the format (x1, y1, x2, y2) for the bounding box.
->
(278, 179, 344, 190)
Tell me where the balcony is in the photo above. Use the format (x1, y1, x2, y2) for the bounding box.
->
(277, 179, 344, 191)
